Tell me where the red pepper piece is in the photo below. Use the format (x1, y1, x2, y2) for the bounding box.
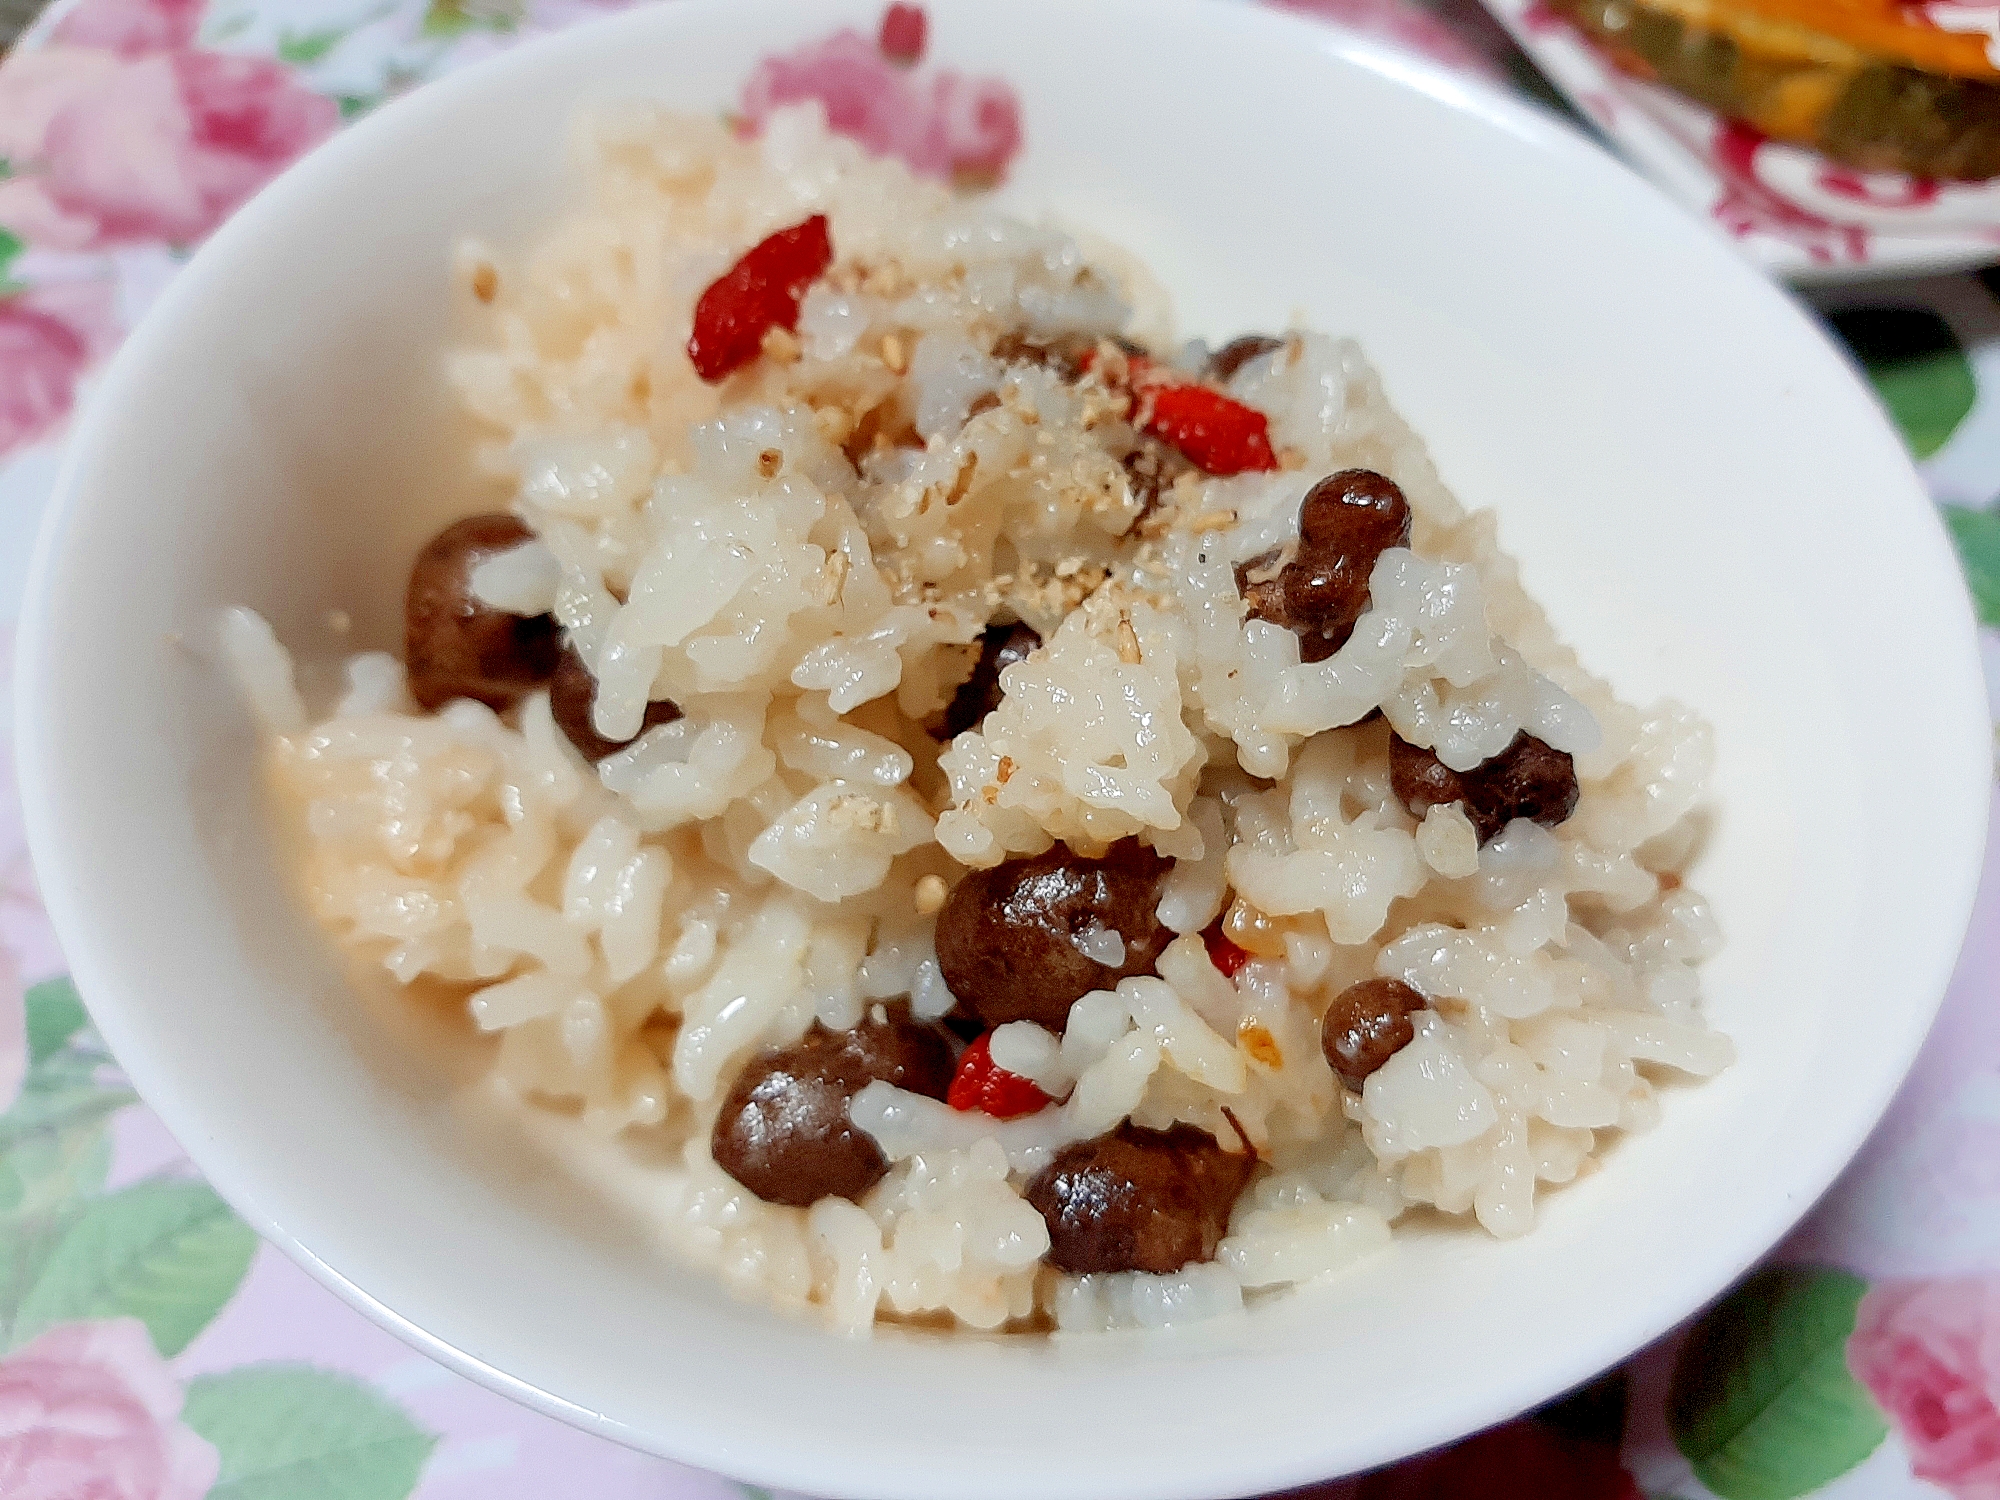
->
(1202, 918, 1252, 980)
(947, 1033, 1054, 1120)
(878, 2, 926, 64)
(1079, 345, 1279, 477)
(686, 214, 834, 383)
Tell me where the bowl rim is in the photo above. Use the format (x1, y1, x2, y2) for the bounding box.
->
(14, 0, 1993, 1494)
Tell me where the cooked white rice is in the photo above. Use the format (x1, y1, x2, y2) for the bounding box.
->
(227, 103, 1726, 1336)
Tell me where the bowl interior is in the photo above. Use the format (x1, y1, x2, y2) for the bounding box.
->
(16, 1, 1990, 1496)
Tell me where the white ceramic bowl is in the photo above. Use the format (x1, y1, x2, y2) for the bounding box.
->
(15, 0, 1990, 1495)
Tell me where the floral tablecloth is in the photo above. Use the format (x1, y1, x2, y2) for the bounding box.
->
(1, 0, 1998, 1496)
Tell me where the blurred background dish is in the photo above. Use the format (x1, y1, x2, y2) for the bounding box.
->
(1549, 0, 2000, 179)
(1478, 0, 2000, 275)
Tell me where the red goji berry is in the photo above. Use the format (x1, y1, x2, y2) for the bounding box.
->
(686, 213, 834, 383)
(947, 1033, 1054, 1120)
(1080, 346, 1279, 477)
(1202, 918, 1252, 980)
(878, 2, 926, 64)
(1139, 383, 1278, 475)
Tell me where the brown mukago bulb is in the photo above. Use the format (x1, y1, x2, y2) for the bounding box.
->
(1025, 1122, 1256, 1274)
(404, 514, 561, 712)
(1238, 470, 1412, 663)
(933, 839, 1173, 1034)
(1321, 977, 1427, 1092)
(1388, 731, 1579, 845)
(548, 644, 682, 763)
(711, 1009, 955, 1208)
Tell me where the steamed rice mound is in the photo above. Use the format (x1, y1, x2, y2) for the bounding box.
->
(228, 103, 1728, 1335)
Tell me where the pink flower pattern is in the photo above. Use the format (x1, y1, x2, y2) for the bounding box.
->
(0, 280, 122, 459)
(739, 16, 1021, 186)
(0, 0, 337, 455)
(0, 42, 338, 253)
(1849, 1276, 2000, 1498)
(0, 1320, 218, 1500)
(49, 0, 203, 56)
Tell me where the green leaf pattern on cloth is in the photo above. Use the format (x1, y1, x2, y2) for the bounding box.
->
(24, 977, 89, 1067)
(2, 982, 132, 1153)
(1945, 504, 2000, 627)
(419, 0, 517, 38)
(183, 1365, 438, 1500)
(0, 981, 127, 1338)
(0, 985, 433, 1497)
(1826, 308, 1978, 460)
(11, 1179, 257, 1355)
(276, 25, 348, 63)
(1667, 1266, 1889, 1500)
